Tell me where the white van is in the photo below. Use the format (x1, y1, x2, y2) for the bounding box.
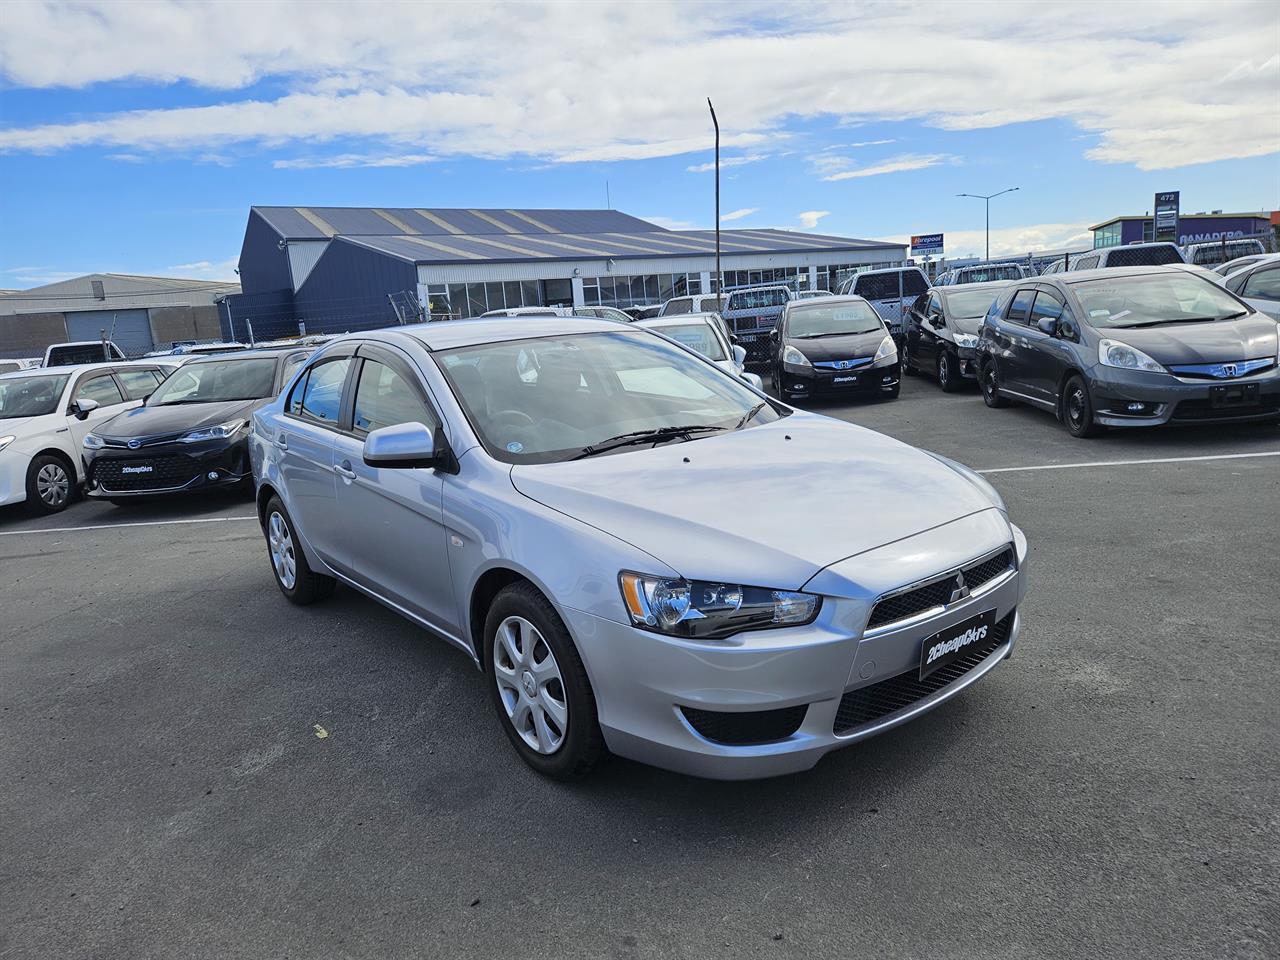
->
(1067, 242, 1185, 271)
(658, 293, 727, 316)
(835, 267, 929, 338)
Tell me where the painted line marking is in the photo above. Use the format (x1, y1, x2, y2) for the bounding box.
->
(977, 450, 1280, 474)
(0, 515, 258, 537)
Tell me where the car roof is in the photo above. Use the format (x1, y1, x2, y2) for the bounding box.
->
(0, 358, 171, 380)
(936, 280, 1013, 294)
(853, 266, 926, 277)
(182, 346, 308, 364)
(787, 293, 871, 308)
(394, 316, 622, 351)
(1058, 264, 1195, 284)
(636, 314, 719, 329)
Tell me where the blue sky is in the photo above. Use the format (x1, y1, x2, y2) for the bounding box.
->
(2, 1, 1278, 289)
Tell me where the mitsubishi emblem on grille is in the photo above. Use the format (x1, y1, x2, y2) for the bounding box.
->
(948, 571, 970, 604)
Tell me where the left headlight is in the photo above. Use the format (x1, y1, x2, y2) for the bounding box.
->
(177, 419, 246, 444)
(953, 332, 979, 349)
(82, 433, 105, 450)
(0, 435, 15, 453)
(874, 335, 898, 363)
(619, 573, 821, 640)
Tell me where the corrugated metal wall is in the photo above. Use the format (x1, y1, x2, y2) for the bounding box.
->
(65, 308, 154, 355)
(291, 239, 416, 334)
(237, 210, 296, 296)
(286, 240, 330, 291)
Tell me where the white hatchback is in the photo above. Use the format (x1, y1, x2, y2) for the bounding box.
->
(0, 360, 180, 513)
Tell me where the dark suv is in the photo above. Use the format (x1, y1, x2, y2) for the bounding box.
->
(976, 266, 1280, 437)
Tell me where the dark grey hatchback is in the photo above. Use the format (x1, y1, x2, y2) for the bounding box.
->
(976, 266, 1280, 437)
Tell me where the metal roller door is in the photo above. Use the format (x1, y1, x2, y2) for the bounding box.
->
(65, 309, 155, 357)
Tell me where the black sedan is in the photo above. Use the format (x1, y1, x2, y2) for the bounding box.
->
(82, 347, 311, 501)
(977, 266, 1280, 437)
(904, 281, 1010, 391)
(768, 295, 900, 402)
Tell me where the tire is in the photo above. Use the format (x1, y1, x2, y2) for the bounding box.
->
(484, 581, 603, 780)
(1061, 374, 1102, 438)
(980, 358, 1010, 408)
(263, 495, 335, 604)
(937, 350, 962, 393)
(902, 342, 918, 376)
(25, 454, 75, 515)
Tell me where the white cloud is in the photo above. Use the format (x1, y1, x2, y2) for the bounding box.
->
(166, 257, 239, 280)
(797, 211, 831, 229)
(641, 215, 705, 231)
(687, 154, 767, 173)
(273, 153, 439, 169)
(820, 153, 956, 182)
(0, 2, 1275, 170)
(721, 208, 758, 222)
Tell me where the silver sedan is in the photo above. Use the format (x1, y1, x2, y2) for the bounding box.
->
(250, 317, 1028, 779)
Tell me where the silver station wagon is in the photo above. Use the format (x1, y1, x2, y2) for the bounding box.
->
(250, 317, 1028, 780)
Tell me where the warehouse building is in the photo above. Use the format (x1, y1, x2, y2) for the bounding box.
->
(231, 206, 908, 336)
(0, 273, 239, 359)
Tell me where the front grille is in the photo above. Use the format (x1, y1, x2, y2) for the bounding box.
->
(1172, 396, 1279, 421)
(813, 358, 874, 371)
(866, 547, 1014, 630)
(834, 611, 1014, 735)
(92, 456, 201, 491)
(681, 704, 808, 745)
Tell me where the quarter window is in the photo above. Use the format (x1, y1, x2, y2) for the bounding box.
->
(75, 374, 125, 407)
(352, 360, 436, 434)
(291, 357, 352, 425)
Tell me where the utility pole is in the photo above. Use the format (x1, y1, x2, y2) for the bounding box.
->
(957, 187, 1019, 261)
(708, 98, 722, 302)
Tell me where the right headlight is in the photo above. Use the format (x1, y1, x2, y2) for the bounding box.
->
(0, 435, 15, 454)
(782, 345, 811, 368)
(619, 573, 820, 640)
(1098, 338, 1164, 373)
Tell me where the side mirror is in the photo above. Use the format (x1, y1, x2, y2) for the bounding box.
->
(363, 421, 437, 469)
(768, 329, 778, 342)
(930, 314, 946, 328)
(1036, 316, 1059, 336)
(71, 397, 100, 419)
(731, 344, 747, 365)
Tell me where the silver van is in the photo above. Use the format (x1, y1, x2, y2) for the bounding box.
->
(836, 267, 930, 340)
(1067, 242, 1185, 271)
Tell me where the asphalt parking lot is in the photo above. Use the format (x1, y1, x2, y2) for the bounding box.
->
(3, 376, 1278, 960)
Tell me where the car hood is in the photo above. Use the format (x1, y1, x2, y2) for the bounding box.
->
(1103, 314, 1280, 364)
(99, 397, 263, 439)
(788, 330, 886, 362)
(952, 316, 984, 336)
(509, 413, 999, 590)
(0, 414, 52, 436)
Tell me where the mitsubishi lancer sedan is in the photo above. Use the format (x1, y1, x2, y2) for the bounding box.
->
(251, 317, 1027, 780)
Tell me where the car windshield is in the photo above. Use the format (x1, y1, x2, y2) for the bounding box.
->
(656, 322, 726, 360)
(0, 374, 70, 418)
(436, 330, 781, 464)
(147, 357, 277, 405)
(788, 302, 882, 338)
(945, 289, 1002, 319)
(1072, 273, 1249, 328)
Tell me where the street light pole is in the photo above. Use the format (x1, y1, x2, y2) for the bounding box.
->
(708, 98, 721, 301)
(957, 187, 1019, 261)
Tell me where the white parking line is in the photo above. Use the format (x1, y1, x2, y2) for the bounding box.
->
(977, 450, 1280, 475)
(0, 515, 258, 537)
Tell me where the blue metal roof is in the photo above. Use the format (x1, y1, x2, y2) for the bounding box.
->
(338, 227, 898, 265)
(252, 206, 664, 240)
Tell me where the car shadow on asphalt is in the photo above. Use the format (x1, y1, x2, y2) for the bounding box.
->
(0, 487, 255, 531)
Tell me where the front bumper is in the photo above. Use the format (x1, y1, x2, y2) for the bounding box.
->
(0, 450, 32, 507)
(84, 436, 251, 498)
(782, 360, 901, 400)
(955, 345, 981, 380)
(1088, 364, 1280, 428)
(561, 520, 1028, 780)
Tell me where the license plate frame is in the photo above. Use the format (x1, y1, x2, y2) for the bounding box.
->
(1209, 382, 1260, 408)
(919, 608, 998, 681)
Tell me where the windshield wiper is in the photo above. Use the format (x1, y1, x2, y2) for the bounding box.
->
(734, 401, 769, 429)
(572, 424, 725, 460)
(1115, 316, 1234, 328)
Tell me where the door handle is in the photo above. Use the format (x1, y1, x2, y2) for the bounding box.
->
(335, 460, 356, 480)
(274, 434, 289, 450)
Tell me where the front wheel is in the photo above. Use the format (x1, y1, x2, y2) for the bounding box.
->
(937, 350, 962, 393)
(263, 496, 335, 604)
(980, 359, 1010, 408)
(25, 455, 75, 515)
(902, 342, 918, 376)
(485, 581, 603, 780)
(1062, 374, 1103, 438)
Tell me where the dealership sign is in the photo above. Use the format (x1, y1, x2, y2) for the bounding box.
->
(1153, 191, 1179, 243)
(911, 233, 944, 256)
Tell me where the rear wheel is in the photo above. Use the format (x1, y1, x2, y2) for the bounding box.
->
(485, 581, 603, 780)
(25, 455, 75, 515)
(1062, 375, 1102, 438)
(264, 496, 335, 604)
(937, 350, 962, 393)
(980, 358, 1010, 408)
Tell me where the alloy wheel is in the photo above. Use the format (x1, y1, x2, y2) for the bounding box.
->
(36, 462, 70, 508)
(938, 353, 951, 387)
(493, 615, 569, 755)
(267, 511, 297, 589)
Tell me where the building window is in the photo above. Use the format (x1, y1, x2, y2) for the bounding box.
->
(1094, 222, 1123, 249)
